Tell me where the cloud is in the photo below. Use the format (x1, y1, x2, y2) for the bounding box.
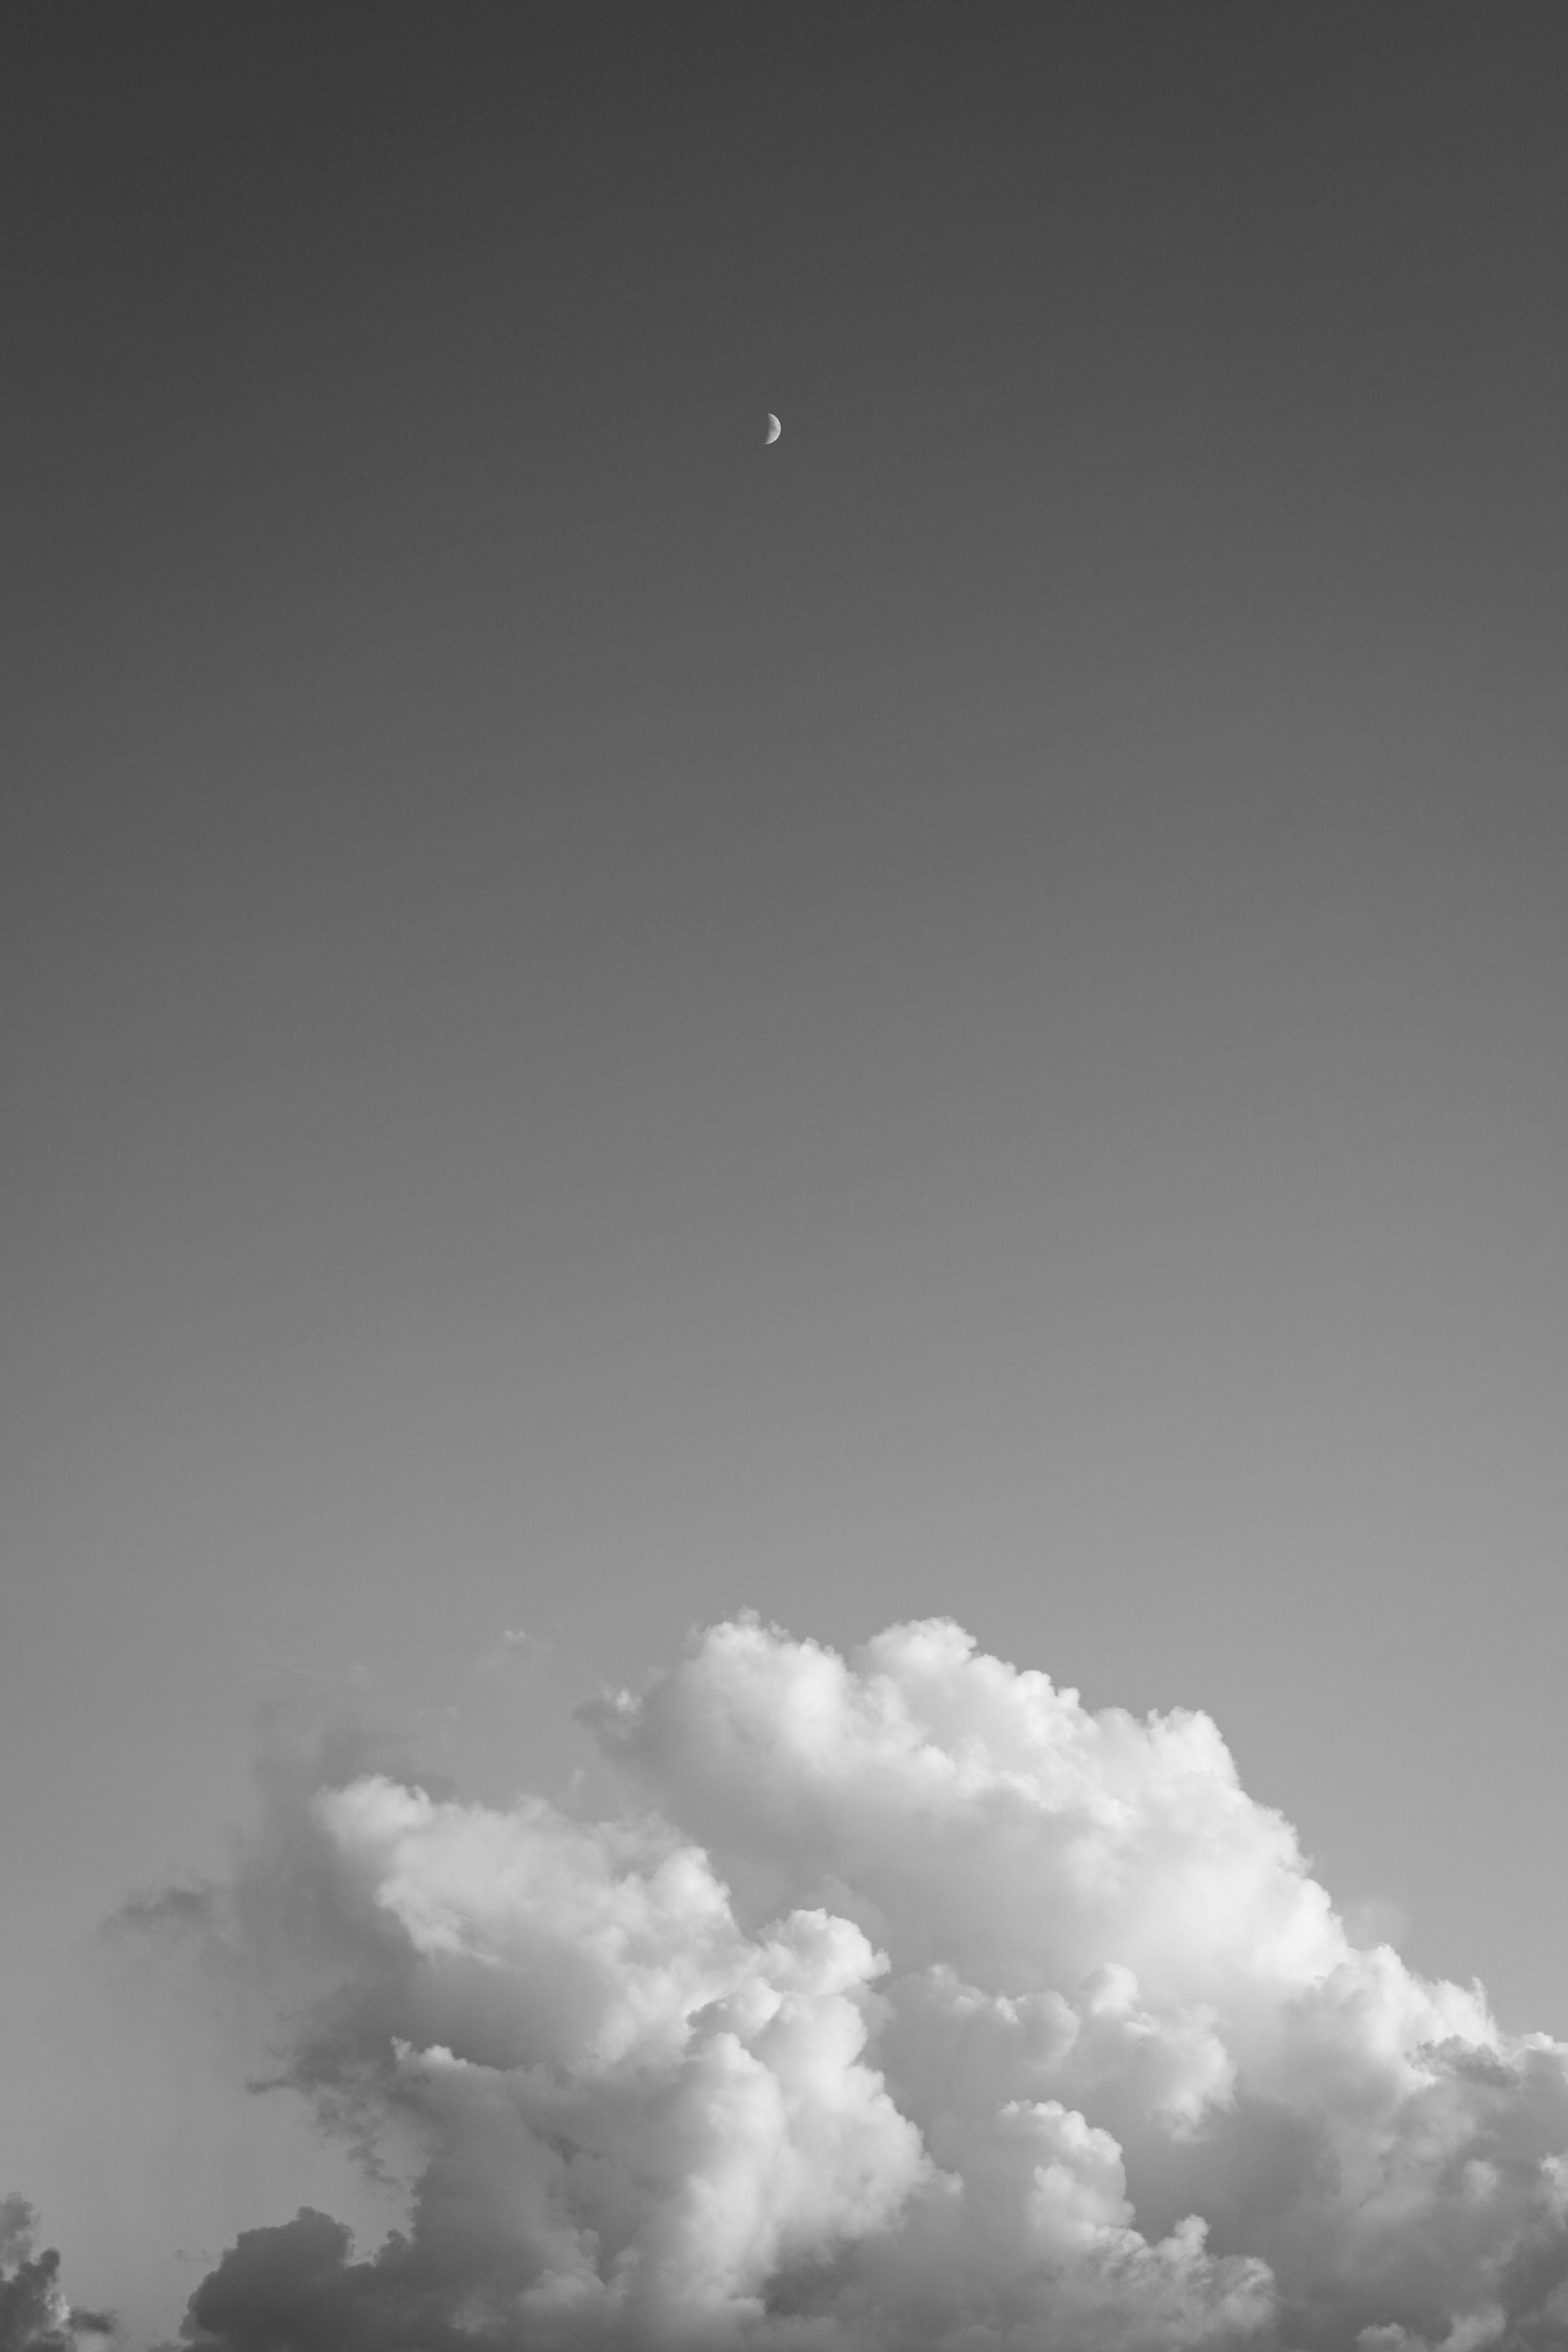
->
(0, 2197, 116, 2352)
(160, 1617, 1568, 2349)
(474, 1629, 552, 1680)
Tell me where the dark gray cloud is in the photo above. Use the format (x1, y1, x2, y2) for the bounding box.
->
(176, 2212, 474, 2352)
(0, 2198, 114, 2352)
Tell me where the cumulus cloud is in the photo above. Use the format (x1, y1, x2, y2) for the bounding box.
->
(160, 1618, 1568, 2350)
(0, 2196, 115, 2352)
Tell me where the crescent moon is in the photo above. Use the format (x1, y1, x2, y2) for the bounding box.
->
(765, 413, 781, 444)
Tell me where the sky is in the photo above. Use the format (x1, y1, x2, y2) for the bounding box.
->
(2, 5, 1568, 2346)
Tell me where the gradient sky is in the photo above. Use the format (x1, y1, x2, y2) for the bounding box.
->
(4, 7, 1567, 2339)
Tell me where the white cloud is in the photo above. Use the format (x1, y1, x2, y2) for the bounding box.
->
(169, 1617, 1568, 2350)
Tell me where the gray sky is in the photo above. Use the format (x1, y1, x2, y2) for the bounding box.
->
(3, 7, 1566, 2340)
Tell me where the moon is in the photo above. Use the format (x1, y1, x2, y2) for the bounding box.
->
(765, 413, 781, 444)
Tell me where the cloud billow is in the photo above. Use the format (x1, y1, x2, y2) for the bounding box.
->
(0, 2197, 114, 2352)
(169, 1618, 1568, 2350)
